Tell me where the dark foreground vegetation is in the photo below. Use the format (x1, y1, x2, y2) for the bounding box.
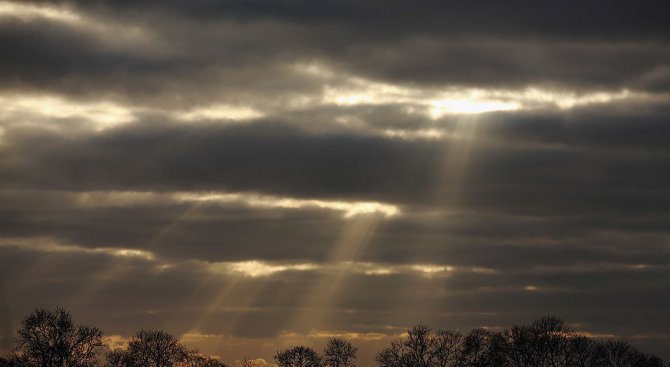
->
(0, 308, 665, 367)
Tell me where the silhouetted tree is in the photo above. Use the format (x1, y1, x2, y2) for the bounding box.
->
(323, 338, 357, 367)
(0, 353, 28, 367)
(274, 346, 321, 367)
(108, 329, 188, 367)
(639, 354, 666, 367)
(530, 316, 573, 367)
(105, 349, 133, 367)
(506, 316, 600, 367)
(432, 330, 462, 367)
(594, 340, 667, 367)
(132, 330, 187, 367)
(14, 307, 103, 367)
(3, 310, 666, 367)
(376, 325, 433, 367)
(183, 351, 227, 367)
(376, 325, 463, 367)
(456, 328, 507, 367)
(375, 338, 407, 367)
(505, 325, 537, 367)
(240, 359, 263, 367)
(569, 336, 600, 367)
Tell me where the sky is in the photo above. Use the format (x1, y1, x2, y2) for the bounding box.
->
(1, 0, 669, 364)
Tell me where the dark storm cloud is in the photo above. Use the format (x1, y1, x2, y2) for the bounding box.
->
(0, 15, 315, 105)
(2, 0, 670, 103)
(73, 0, 670, 41)
(322, 38, 670, 90)
(0, 120, 442, 201)
(0, 20, 153, 82)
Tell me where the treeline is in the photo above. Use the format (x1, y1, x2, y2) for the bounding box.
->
(0, 308, 666, 367)
(0, 308, 224, 367)
(373, 317, 666, 367)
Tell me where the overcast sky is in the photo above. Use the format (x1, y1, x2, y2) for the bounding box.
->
(1, 0, 669, 364)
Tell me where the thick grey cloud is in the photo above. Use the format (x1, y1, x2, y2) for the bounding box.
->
(72, 0, 670, 40)
(1, 0, 670, 104)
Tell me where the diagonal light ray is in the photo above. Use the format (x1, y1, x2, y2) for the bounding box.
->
(288, 214, 382, 333)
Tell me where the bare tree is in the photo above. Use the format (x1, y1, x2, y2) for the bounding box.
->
(506, 316, 582, 367)
(505, 325, 537, 367)
(374, 318, 666, 367)
(376, 338, 409, 367)
(530, 316, 573, 367)
(182, 351, 227, 367)
(568, 336, 600, 367)
(376, 325, 463, 367)
(274, 346, 322, 367)
(240, 359, 263, 367)
(105, 349, 133, 367)
(115, 329, 187, 367)
(0, 353, 28, 367)
(638, 354, 666, 367)
(456, 328, 508, 367)
(597, 340, 647, 367)
(323, 338, 357, 367)
(432, 330, 462, 367)
(15, 307, 103, 367)
(376, 325, 433, 367)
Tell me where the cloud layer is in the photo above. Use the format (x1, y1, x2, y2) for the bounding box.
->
(1, 0, 669, 364)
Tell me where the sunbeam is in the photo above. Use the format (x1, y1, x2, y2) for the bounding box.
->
(433, 114, 482, 207)
(288, 214, 382, 334)
(68, 203, 205, 313)
(189, 277, 244, 333)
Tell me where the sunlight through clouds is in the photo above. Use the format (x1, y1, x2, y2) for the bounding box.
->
(0, 1, 155, 49)
(521, 88, 634, 109)
(0, 1, 80, 24)
(202, 259, 495, 279)
(295, 62, 650, 118)
(0, 238, 156, 260)
(176, 192, 400, 218)
(382, 128, 445, 140)
(428, 99, 519, 117)
(218, 261, 319, 278)
(176, 104, 265, 122)
(0, 94, 136, 130)
(2, 189, 400, 218)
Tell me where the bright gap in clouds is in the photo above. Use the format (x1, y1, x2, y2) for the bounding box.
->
(0, 1, 80, 24)
(298, 63, 644, 118)
(0, 94, 136, 131)
(0, 83, 644, 139)
(175, 192, 400, 218)
(429, 99, 519, 116)
(0, 236, 495, 279)
(0, 237, 155, 261)
(5, 189, 400, 219)
(176, 104, 265, 122)
(0, 1, 154, 49)
(212, 261, 319, 278)
(206, 260, 498, 278)
(0, 94, 264, 132)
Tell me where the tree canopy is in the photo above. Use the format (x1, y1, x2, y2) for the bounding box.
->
(11, 307, 103, 367)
